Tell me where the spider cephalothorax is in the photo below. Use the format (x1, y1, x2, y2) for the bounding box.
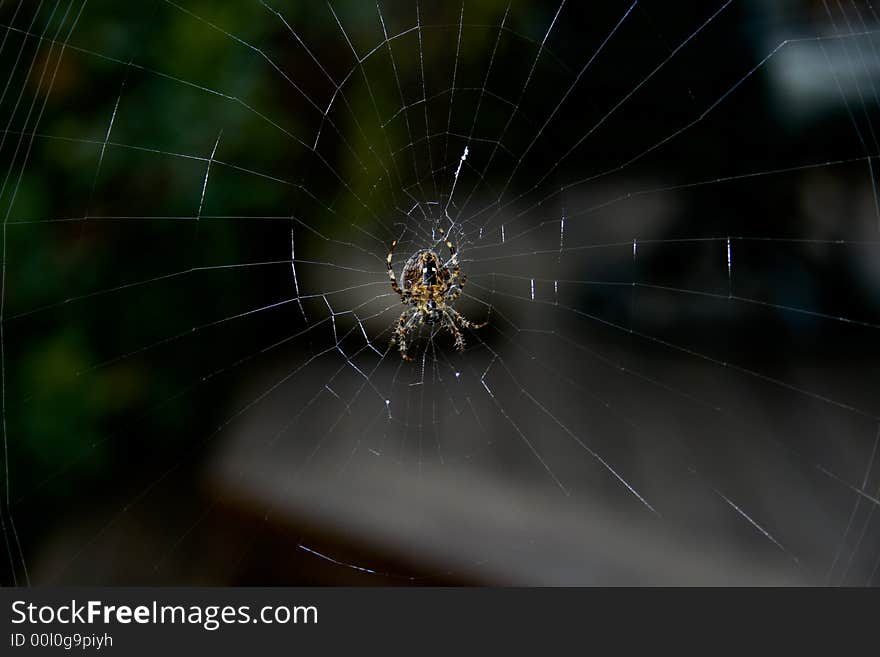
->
(386, 239, 487, 361)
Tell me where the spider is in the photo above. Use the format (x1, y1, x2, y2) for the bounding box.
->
(386, 238, 487, 361)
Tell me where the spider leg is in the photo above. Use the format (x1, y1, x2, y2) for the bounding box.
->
(442, 311, 467, 352)
(448, 306, 489, 331)
(445, 239, 461, 286)
(387, 239, 406, 301)
(390, 307, 418, 361)
(445, 275, 467, 304)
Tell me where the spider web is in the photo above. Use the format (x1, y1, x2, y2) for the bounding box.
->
(1, 0, 880, 585)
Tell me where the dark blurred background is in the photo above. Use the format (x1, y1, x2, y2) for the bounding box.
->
(0, 0, 879, 585)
